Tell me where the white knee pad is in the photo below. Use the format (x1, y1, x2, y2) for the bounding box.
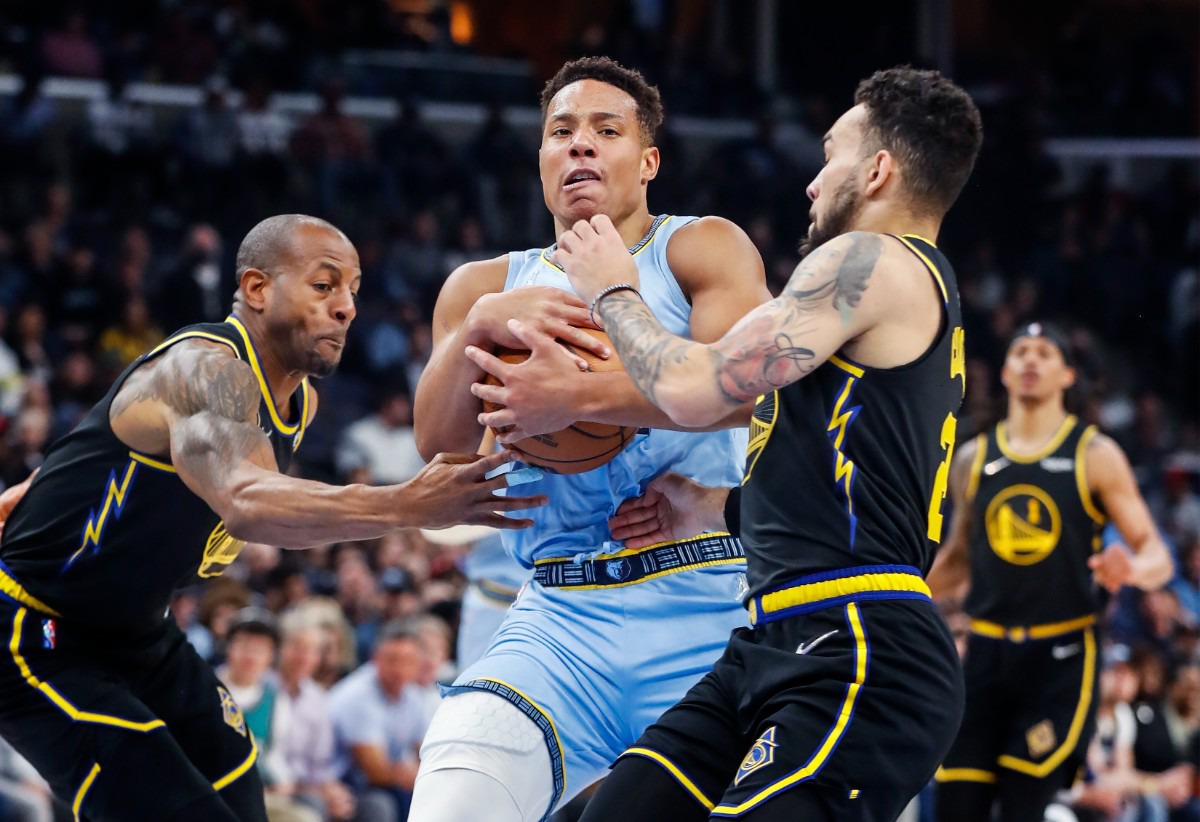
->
(412, 690, 554, 822)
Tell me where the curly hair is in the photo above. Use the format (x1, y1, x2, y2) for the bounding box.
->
(540, 57, 664, 146)
(854, 67, 983, 215)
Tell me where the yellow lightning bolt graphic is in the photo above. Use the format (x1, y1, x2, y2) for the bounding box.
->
(66, 459, 138, 568)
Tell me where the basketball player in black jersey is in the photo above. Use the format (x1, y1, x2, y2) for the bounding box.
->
(925, 322, 1171, 822)
(0, 214, 543, 822)
(537, 67, 983, 820)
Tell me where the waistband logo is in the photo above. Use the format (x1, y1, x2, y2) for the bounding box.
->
(605, 558, 631, 582)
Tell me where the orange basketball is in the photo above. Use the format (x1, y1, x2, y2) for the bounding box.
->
(483, 328, 637, 474)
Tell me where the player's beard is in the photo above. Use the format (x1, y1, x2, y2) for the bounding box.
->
(305, 342, 341, 378)
(798, 174, 865, 260)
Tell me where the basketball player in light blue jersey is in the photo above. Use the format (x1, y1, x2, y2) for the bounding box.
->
(408, 57, 772, 822)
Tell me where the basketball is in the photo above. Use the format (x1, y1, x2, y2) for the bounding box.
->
(483, 328, 637, 474)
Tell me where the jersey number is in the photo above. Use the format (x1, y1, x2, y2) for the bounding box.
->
(927, 412, 957, 542)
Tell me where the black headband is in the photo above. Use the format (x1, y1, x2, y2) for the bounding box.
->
(1007, 322, 1073, 366)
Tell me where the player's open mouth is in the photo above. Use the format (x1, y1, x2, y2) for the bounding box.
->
(563, 169, 601, 189)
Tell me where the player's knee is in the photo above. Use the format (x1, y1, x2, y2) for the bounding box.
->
(415, 691, 554, 821)
(410, 769, 520, 822)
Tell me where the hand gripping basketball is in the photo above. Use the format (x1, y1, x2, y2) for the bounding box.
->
(468, 323, 637, 474)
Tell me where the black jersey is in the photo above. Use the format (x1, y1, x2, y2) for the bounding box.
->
(0, 317, 311, 634)
(963, 416, 1108, 626)
(740, 234, 965, 597)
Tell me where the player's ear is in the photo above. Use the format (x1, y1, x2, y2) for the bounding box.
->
(239, 268, 270, 312)
(865, 150, 893, 197)
(1061, 365, 1077, 390)
(641, 145, 660, 185)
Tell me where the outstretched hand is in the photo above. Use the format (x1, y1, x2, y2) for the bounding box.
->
(1088, 542, 1135, 594)
(609, 472, 730, 549)
(403, 450, 546, 531)
(467, 286, 609, 359)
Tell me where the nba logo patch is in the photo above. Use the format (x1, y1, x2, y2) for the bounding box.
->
(735, 726, 778, 785)
(41, 619, 56, 649)
(218, 686, 247, 737)
(605, 558, 631, 582)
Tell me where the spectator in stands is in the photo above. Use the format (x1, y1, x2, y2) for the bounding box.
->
(97, 294, 164, 370)
(335, 383, 424, 486)
(218, 608, 322, 822)
(274, 615, 357, 821)
(330, 622, 429, 822)
(40, 8, 103, 79)
(151, 223, 230, 330)
(291, 78, 375, 215)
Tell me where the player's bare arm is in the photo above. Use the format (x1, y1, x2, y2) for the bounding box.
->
(557, 218, 885, 427)
(926, 434, 981, 601)
(413, 256, 607, 458)
(1085, 432, 1173, 592)
(113, 341, 544, 546)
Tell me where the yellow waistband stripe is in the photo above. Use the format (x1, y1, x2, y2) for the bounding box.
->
(750, 570, 931, 625)
(935, 767, 996, 784)
(969, 614, 1096, 643)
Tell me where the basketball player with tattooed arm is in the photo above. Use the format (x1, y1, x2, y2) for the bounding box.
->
(0, 215, 544, 822)
(925, 322, 1172, 822)
(552, 67, 983, 820)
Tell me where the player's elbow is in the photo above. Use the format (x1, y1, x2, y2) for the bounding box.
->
(657, 381, 724, 429)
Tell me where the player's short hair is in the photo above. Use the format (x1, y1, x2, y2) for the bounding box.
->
(540, 57, 663, 146)
(235, 214, 346, 279)
(853, 67, 983, 216)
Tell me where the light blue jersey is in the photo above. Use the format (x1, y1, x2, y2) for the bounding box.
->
(443, 215, 751, 819)
(499, 214, 748, 565)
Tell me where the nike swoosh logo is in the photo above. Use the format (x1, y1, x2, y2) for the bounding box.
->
(1051, 643, 1081, 660)
(796, 629, 839, 656)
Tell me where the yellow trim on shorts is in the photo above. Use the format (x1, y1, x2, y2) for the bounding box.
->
(212, 736, 258, 791)
(996, 627, 1096, 777)
(73, 762, 101, 821)
(474, 677, 567, 800)
(1075, 426, 1106, 525)
(712, 603, 869, 816)
(624, 747, 715, 811)
(8, 608, 165, 732)
(0, 568, 61, 616)
(996, 416, 1077, 464)
(969, 614, 1095, 643)
(934, 766, 996, 784)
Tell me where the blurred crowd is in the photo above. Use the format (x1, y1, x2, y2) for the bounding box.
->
(0, 4, 1196, 822)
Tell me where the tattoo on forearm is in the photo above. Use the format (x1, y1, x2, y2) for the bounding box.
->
(595, 232, 883, 410)
(598, 292, 692, 407)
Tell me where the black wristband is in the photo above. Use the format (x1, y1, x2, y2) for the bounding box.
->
(723, 485, 742, 538)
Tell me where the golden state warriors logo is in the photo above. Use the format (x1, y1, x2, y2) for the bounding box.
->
(199, 521, 247, 578)
(1026, 719, 1057, 758)
(985, 484, 1061, 566)
(218, 686, 247, 737)
(735, 726, 778, 785)
(744, 392, 778, 482)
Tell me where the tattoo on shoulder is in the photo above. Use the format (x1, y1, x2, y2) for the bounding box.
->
(785, 232, 883, 325)
(113, 345, 260, 422)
